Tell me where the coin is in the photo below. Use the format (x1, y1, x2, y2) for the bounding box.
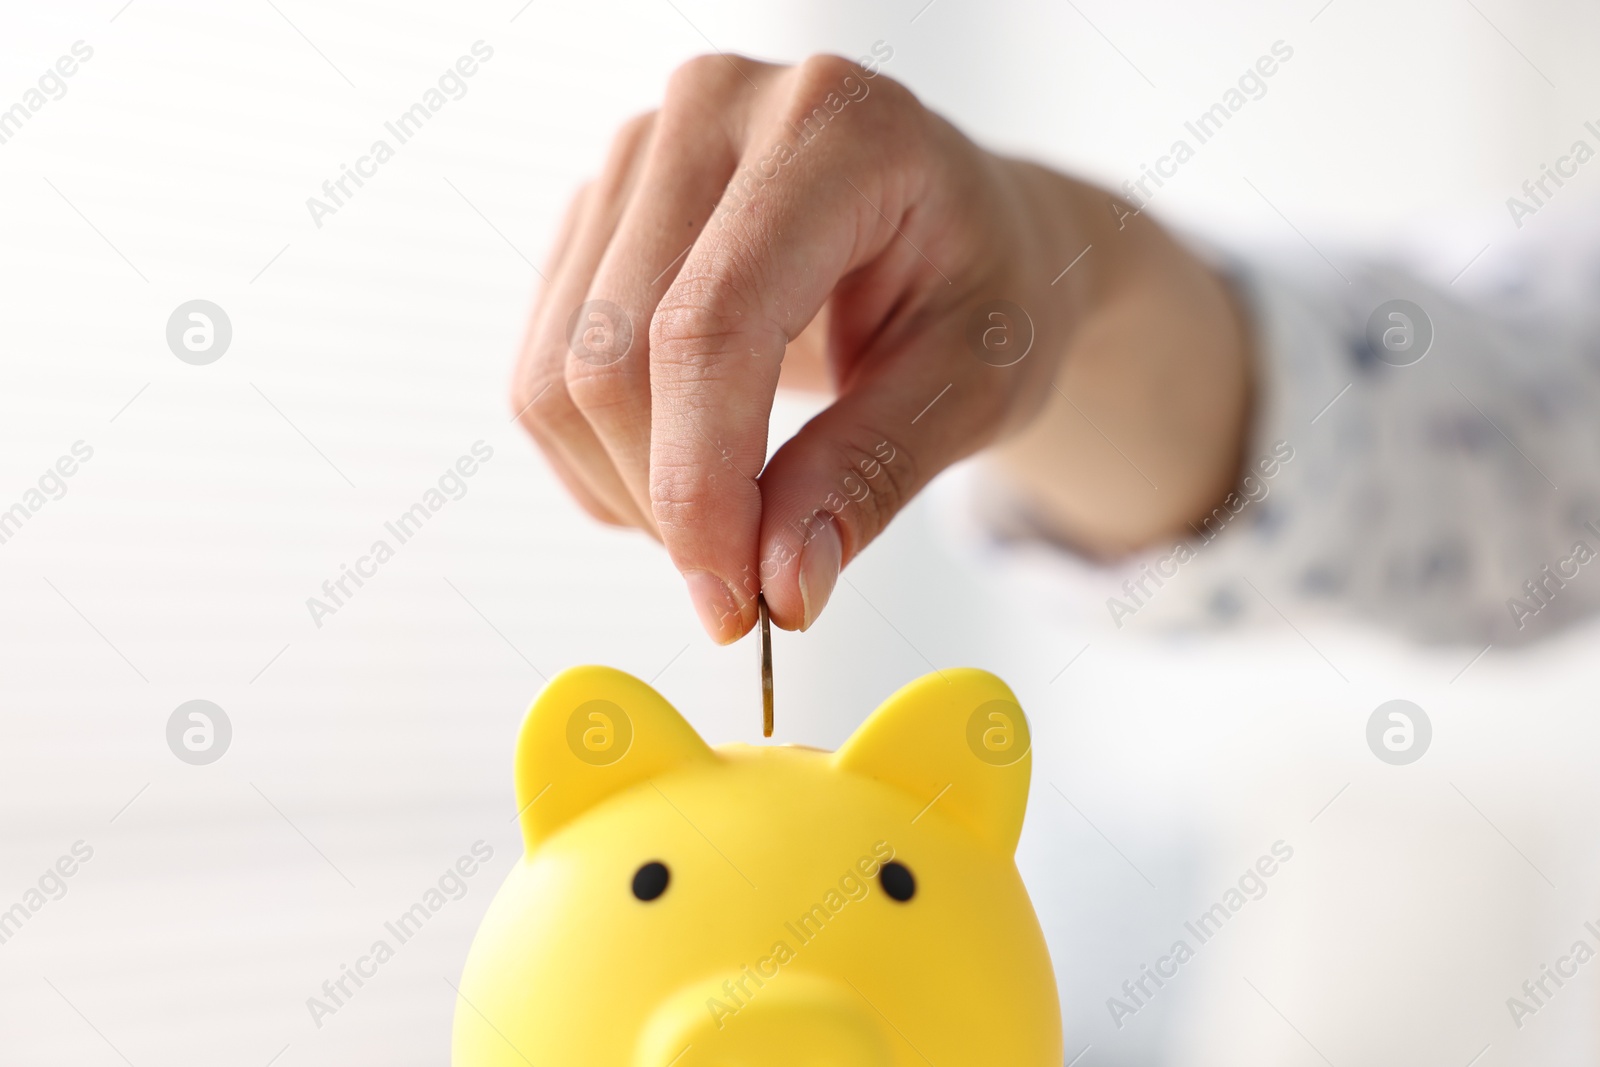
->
(758, 594, 773, 737)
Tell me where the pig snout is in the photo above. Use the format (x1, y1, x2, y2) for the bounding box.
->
(633, 972, 900, 1067)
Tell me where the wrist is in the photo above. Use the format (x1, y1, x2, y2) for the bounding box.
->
(980, 163, 1255, 555)
(993, 159, 1125, 356)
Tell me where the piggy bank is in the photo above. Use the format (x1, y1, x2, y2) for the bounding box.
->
(452, 665, 1062, 1066)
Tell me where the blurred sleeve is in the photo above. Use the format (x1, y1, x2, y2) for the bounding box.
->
(964, 242, 1600, 647)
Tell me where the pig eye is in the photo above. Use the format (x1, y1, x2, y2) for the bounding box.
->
(632, 861, 670, 902)
(880, 861, 915, 902)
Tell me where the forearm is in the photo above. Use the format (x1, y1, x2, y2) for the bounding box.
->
(987, 162, 1254, 557)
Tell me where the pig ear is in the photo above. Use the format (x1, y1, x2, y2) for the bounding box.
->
(833, 668, 1031, 855)
(514, 666, 714, 851)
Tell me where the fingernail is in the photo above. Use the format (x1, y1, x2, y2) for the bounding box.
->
(685, 570, 740, 644)
(798, 520, 842, 631)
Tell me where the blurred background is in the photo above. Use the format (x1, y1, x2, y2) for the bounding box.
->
(2, 0, 1598, 1064)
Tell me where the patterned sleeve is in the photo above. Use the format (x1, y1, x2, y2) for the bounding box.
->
(960, 237, 1600, 648)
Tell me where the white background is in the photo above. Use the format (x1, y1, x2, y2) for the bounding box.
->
(1, 1, 1597, 1065)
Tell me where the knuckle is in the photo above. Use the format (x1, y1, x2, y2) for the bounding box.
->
(563, 359, 633, 416)
(649, 266, 780, 381)
(648, 457, 718, 532)
(649, 434, 759, 534)
(833, 431, 917, 547)
(594, 112, 657, 194)
(668, 53, 727, 90)
(782, 53, 909, 136)
(792, 53, 861, 95)
(512, 373, 579, 443)
(650, 289, 743, 360)
(666, 53, 756, 99)
(790, 53, 902, 111)
(508, 373, 548, 429)
(612, 110, 657, 155)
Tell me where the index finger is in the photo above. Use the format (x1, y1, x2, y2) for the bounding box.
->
(647, 56, 929, 642)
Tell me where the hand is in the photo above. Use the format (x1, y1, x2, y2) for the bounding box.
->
(511, 52, 1251, 643)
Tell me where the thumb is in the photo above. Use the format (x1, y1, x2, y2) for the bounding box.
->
(756, 339, 1011, 631)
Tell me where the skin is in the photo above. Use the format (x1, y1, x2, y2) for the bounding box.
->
(511, 53, 1252, 643)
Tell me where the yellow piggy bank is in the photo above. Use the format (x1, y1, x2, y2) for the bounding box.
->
(452, 665, 1062, 1066)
